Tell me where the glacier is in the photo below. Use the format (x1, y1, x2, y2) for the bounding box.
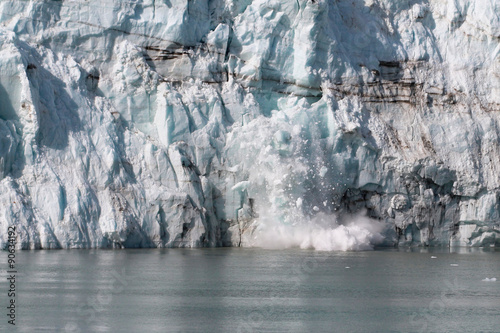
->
(0, 0, 499, 249)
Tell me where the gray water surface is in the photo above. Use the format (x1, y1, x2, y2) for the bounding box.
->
(1, 248, 499, 332)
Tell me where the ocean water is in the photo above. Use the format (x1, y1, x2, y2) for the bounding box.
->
(1, 248, 499, 333)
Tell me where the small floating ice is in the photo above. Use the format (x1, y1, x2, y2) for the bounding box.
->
(345, 267, 350, 269)
(482, 278, 497, 282)
(450, 264, 459, 266)
(431, 256, 437, 259)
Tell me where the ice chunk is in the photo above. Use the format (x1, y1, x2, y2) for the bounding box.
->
(319, 166, 328, 178)
(482, 278, 497, 282)
(232, 181, 250, 192)
(296, 198, 303, 208)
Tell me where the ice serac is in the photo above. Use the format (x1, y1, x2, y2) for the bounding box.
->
(0, 0, 499, 249)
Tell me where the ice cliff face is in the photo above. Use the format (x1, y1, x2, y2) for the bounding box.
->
(0, 0, 499, 249)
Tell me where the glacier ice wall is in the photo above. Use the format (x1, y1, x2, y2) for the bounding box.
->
(0, 0, 499, 249)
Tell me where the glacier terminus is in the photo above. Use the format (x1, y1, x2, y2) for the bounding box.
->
(0, 0, 499, 250)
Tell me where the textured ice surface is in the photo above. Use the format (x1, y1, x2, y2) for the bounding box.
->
(0, 0, 499, 249)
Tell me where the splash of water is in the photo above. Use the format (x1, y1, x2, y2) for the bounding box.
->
(247, 211, 386, 251)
